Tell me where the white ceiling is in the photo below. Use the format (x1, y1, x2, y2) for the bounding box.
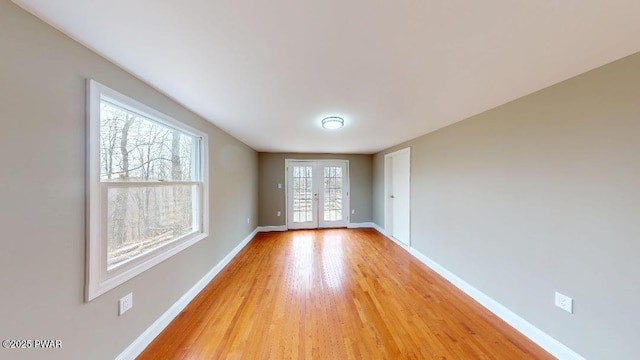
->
(13, 0, 640, 154)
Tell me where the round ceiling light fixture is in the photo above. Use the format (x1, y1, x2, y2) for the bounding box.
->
(321, 116, 344, 130)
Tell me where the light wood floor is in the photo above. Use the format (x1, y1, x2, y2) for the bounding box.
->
(138, 228, 553, 359)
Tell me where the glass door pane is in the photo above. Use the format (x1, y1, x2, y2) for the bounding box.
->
(292, 166, 313, 223)
(323, 166, 343, 222)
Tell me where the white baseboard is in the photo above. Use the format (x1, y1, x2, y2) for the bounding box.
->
(407, 248, 585, 360)
(261, 224, 378, 231)
(370, 222, 386, 235)
(116, 227, 259, 360)
(347, 222, 377, 228)
(368, 223, 410, 250)
(368, 225, 584, 360)
(388, 237, 409, 250)
(257, 225, 288, 232)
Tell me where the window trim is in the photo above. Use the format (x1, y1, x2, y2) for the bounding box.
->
(86, 79, 209, 301)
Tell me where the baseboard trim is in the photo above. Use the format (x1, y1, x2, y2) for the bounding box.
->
(116, 227, 259, 360)
(257, 225, 288, 232)
(367, 225, 584, 360)
(408, 248, 585, 360)
(371, 222, 385, 235)
(347, 222, 377, 228)
(368, 223, 410, 250)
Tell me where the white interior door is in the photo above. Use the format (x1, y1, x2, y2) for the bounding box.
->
(286, 160, 349, 229)
(385, 148, 410, 246)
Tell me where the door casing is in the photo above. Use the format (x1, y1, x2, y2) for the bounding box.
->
(384, 148, 411, 246)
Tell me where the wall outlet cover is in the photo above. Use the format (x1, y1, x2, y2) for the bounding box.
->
(119, 293, 133, 315)
(555, 292, 573, 314)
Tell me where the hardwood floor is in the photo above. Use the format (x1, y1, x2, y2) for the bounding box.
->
(138, 228, 553, 359)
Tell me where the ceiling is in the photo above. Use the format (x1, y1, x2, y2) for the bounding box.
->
(13, 0, 640, 154)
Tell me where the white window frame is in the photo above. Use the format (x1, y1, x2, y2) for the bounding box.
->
(86, 80, 209, 301)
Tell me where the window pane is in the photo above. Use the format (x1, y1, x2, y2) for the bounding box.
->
(100, 99, 196, 181)
(107, 185, 196, 269)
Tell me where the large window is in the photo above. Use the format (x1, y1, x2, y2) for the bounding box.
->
(86, 80, 208, 301)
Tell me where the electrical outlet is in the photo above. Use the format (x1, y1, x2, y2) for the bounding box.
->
(555, 292, 573, 313)
(278, 183, 282, 189)
(247, 217, 250, 224)
(277, 211, 281, 217)
(351, 209, 355, 215)
(119, 293, 133, 315)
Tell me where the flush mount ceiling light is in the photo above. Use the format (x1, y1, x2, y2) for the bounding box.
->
(321, 116, 344, 129)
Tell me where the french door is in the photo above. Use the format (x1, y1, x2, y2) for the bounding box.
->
(286, 160, 350, 229)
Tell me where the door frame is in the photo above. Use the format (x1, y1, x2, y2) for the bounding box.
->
(285, 159, 350, 229)
(384, 148, 411, 247)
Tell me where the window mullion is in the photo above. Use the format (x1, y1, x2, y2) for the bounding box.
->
(101, 180, 202, 187)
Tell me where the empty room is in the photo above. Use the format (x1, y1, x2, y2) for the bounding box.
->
(2, 1, 639, 359)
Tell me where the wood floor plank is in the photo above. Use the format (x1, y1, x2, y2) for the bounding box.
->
(137, 229, 554, 360)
